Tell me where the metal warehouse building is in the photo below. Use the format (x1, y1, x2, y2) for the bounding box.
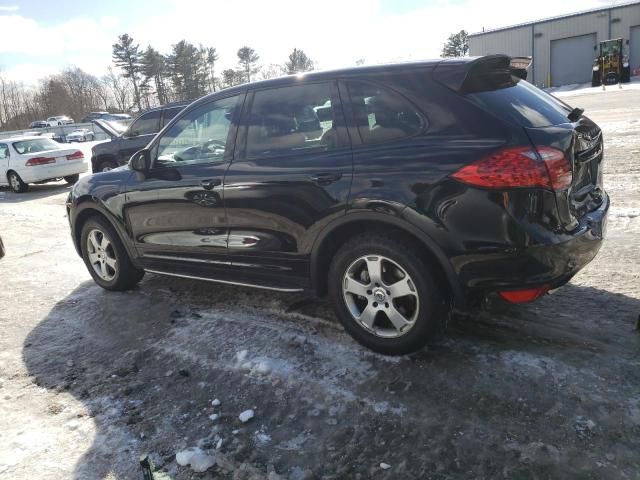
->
(469, 1, 640, 87)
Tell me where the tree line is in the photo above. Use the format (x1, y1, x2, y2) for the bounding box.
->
(0, 33, 315, 131)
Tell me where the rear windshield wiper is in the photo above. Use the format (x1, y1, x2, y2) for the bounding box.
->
(568, 107, 584, 122)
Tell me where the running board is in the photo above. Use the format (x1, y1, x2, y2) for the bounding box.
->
(144, 269, 304, 293)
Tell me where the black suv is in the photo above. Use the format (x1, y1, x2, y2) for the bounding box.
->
(68, 56, 608, 354)
(90, 102, 187, 172)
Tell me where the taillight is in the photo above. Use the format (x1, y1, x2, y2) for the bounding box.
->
(451, 146, 572, 191)
(25, 156, 55, 166)
(66, 151, 84, 161)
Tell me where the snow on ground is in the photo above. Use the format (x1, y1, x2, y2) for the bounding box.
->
(548, 76, 640, 98)
(0, 90, 639, 479)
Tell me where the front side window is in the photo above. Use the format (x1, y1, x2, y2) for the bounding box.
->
(155, 95, 240, 167)
(0, 144, 8, 159)
(245, 82, 336, 158)
(347, 81, 424, 144)
(127, 110, 161, 137)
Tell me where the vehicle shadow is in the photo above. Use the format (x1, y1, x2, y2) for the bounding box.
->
(21, 276, 640, 479)
(0, 182, 72, 203)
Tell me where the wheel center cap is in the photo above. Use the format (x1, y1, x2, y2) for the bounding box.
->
(373, 289, 386, 302)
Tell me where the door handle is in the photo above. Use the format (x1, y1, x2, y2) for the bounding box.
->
(310, 172, 342, 185)
(201, 179, 222, 190)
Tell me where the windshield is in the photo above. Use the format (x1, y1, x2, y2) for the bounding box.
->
(12, 138, 61, 154)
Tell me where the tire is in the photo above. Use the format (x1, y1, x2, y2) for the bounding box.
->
(64, 174, 79, 184)
(80, 216, 144, 291)
(97, 160, 117, 172)
(328, 234, 447, 355)
(7, 171, 28, 193)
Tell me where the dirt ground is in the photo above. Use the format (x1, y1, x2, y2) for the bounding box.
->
(1, 89, 639, 480)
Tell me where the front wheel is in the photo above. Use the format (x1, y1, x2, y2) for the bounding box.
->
(328, 234, 447, 355)
(64, 174, 79, 184)
(80, 217, 144, 291)
(8, 171, 28, 193)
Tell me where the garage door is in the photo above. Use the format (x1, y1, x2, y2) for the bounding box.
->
(550, 33, 597, 86)
(631, 26, 640, 76)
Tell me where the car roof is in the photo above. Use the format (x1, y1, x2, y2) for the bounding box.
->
(0, 136, 50, 142)
(187, 57, 481, 107)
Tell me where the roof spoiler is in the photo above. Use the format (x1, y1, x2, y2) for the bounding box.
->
(433, 55, 532, 93)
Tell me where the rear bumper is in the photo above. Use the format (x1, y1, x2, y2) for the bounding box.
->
(453, 194, 609, 294)
(20, 161, 88, 183)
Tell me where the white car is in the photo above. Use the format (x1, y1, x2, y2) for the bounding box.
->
(46, 115, 74, 126)
(0, 136, 88, 193)
(66, 129, 95, 143)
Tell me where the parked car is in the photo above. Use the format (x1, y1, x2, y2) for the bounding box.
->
(103, 113, 132, 121)
(46, 115, 74, 126)
(1, 136, 87, 193)
(81, 112, 107, 122)
(67, 55, 609, 355)
(67, 129, 95, 143)
(90, 102, 187, 172)
(29, 120, 48, 129)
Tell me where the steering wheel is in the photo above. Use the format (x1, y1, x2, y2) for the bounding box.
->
(202, 138, 226, 153)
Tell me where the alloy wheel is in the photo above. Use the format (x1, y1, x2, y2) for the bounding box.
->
(86, 228, 117, 281)
(342, 255, 419, 338)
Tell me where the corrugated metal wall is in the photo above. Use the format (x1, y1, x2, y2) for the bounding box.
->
(469, 2, 640, 87)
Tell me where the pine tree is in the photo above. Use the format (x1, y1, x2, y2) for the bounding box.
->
(168, 40, 208, 101)
(112, 34, 143, 111)
(285, 48, 314, 74)
(441, 30, 469, 58)
(237, 46, 260, 83)
(141, 46, 169, 104)
(206, 47, 219, 92)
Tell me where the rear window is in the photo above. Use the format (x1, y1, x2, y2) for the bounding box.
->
(466, 79, 571, 128)
(12, 138, 60, 154)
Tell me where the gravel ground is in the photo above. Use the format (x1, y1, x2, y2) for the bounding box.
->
(0, 90, 639, 480)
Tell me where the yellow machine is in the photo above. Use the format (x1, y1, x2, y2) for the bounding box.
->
(592, 38, 631, 86)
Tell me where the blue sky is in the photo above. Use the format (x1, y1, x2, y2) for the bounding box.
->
(0, 0, 617, 84)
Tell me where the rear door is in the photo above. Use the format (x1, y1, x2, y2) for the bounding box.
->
(223, 81, 352, 289)
(118, 110, 161, 165)
(0, 143, 9, 183)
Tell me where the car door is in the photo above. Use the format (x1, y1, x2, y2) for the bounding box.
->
(118, 110, 162, 166)
(0, 143, 9, 184)
(223, 81, 353, 290)
(125, 93, 245, 277)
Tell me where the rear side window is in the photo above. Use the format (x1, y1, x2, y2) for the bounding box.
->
(347, 81, 424, 144)
(127, 110, 161, 136)
(245, 82, 337, 158)
(466, 80, 571, 128)
(0, 143, 8, 159)
(162, 107, 184, 127)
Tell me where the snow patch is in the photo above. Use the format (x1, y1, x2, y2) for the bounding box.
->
(239, 409, 254, 423)
(175, 447, 216, 473)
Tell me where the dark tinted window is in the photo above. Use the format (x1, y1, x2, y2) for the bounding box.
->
(466, 80, 571, 128)
(127, 110, 161, 136)
(347, 81, 424, 144)
(162, 107, 184, 127)
(245, 82, 336, 158)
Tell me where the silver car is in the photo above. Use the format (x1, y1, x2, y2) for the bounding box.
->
(66, 129, 95, 143)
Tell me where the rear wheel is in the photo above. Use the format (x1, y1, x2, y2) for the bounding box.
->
(328, 234, 447, 355)
(80, 217, 144, 291)
(64, 174, 79, 184)
(7, 171, 28, 193)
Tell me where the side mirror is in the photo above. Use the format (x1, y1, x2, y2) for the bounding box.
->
(129, 149, 150, 172)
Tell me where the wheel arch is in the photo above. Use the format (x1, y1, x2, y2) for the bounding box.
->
(310, 213, 464, 306)
(72, 202, 137, 262)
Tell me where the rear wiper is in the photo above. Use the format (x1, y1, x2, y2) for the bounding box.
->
(568, 107, 584, 122)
